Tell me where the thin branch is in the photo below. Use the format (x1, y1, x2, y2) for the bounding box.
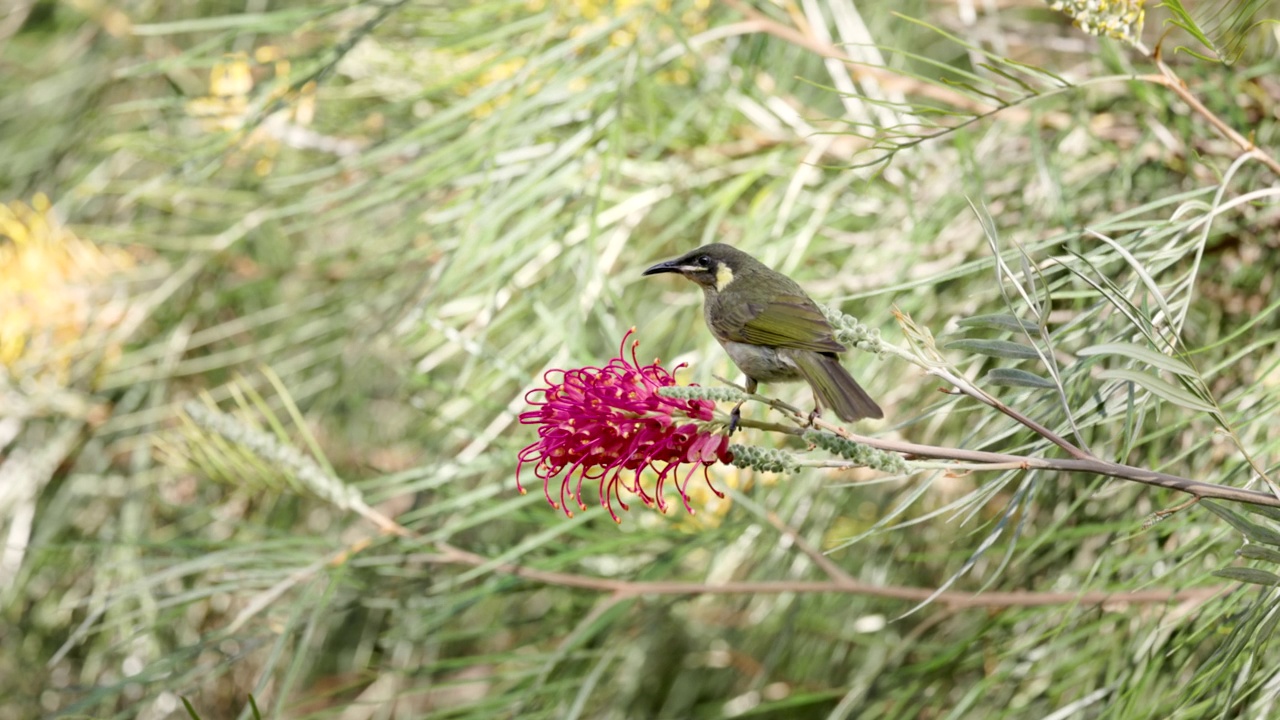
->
(210, 432, 1251, 639)
(737, 413, 1280, 509)
(763, 510, 859, 585)
(722, 0, 995, 114)
(937, 369, 1091, 460)
(418, 544, 1227, 609)
(854, 309, 1280, 507)
(728, 0, 1280, 178)
(1147, 496, 1202, 528)
(1137, 63, 1280, 178)
(885, 307, 1091, 460)
(217, 500, 1228, 632)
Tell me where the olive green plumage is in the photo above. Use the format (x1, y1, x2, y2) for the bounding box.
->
(643, 243, 883, 426)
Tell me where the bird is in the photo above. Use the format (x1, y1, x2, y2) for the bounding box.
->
(643, 243, 883, 432)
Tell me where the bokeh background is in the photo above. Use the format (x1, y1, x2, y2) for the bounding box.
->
(5, 0, 1280, 718)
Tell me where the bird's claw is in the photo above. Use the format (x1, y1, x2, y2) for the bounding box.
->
(728, 404, 743, 435)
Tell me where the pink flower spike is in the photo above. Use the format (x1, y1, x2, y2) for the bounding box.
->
(516, 329, 733, 522)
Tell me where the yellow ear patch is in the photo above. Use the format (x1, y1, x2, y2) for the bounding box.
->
(714, 264, 734, 291)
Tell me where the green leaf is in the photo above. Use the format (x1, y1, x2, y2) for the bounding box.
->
(1240, 502, 1280, 523)
(1203, 501, 1280, 546)
(945, 339, 1041, 360)
(1238, 545, 1280, 565)
(955, 313, 1039, 333)
(1162, 0, 1277, 64)
(1162, 0, 1218, 55)
(1213, 567, 1280, 586)
(984, 368, 1057, 389)
(1077, 342, 1197, 376)
(1096, 369, 1216, 414)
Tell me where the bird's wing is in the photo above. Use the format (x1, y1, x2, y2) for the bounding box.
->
(714, 294, 847, 353)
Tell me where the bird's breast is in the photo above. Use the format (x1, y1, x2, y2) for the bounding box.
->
(721, 341, 804, 383)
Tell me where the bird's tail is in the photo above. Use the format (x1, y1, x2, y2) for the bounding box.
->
(792, 351, 884, 422)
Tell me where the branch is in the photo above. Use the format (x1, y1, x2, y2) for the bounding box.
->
(735, 414, 1280, 509)
(762, 510, 859, 586)
(938, 370, 1091, 461)
(1138, 60, 1280, 178)
(209, 442, 1248, 640)
(726, 0, 1280, 178)
(421, 543, 1226, 609)
(217, 499, 1227, 640)
(884, 308, 1095, 460)
(720, 0, 995, 115)
(826, 308, 1280, 508)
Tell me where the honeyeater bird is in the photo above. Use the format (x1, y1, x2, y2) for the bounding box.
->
(643, 243, 883, 431)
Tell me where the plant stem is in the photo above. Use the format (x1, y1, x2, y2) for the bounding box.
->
(742, 415, 1280, 509)
(422, 542, 1227, 608)
(1138, 59, 1280, 178)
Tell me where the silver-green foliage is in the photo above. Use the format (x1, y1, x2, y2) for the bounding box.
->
(5, 1, 1280, 719)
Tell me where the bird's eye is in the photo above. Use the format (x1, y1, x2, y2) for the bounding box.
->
(697, 255, 711, 267)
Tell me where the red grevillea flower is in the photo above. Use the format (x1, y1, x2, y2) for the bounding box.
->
(517, 329, 732, 522)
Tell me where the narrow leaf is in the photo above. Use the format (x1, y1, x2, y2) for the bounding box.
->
(1097, 369, 1216, 414)
(1238, 545, 1280, 565)
(1162, 0, 1217, 52)
(978, 62, 1040, 95)
(1163, 0, 1274, 64)
(1213, 567, 1280, 586)
(945, 339, 1041, 360)
(1240, 503, 1280, 523)
(984, 368, 1057, 389)
(1203, 501, 1280, 546)
(956, 313, 1039, 333)
(1077, 342, 1197, 376)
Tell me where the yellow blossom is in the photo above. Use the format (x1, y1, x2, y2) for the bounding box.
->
(0, 195, 134, 381)
(459, 0, 710, 117)
(1046, 0, 1145, 44)
(184, 47, 318, 174)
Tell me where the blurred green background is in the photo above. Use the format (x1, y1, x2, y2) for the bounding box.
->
(5, 0, 1280, 717)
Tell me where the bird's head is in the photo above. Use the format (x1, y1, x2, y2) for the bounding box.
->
(642, 243, 756, 295)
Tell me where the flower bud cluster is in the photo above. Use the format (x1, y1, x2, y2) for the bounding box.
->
(804, 430, 909, 474)
(658, 385, 751, 403)
(818, 304, 884, 356)
(184, 401, 363, 509)
(728, 444, 799, 474)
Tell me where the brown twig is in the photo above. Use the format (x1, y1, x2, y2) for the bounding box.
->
(720, 0, 1082, 151)
(1146, 496, 1202, 529)
(726, 0, 1280, 178)
(763, 510, 859, 585)
(417, 544, 1226, 609)
(252, 506, 1228, 615)
(738, 413, 1280, 509)
(944, 371, 1091, 461)
(721, 0, 996, 115)
(860, 307, 1280, 507)
(216, 445, 1239, 637)
(890, 307, 1093, 461)
(1138, 62, 1280, 178)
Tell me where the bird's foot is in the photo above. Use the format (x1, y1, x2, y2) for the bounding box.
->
(728, 402, 745, 435)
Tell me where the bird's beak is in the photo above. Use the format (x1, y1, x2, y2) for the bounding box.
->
(642, 259, 683, 276)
